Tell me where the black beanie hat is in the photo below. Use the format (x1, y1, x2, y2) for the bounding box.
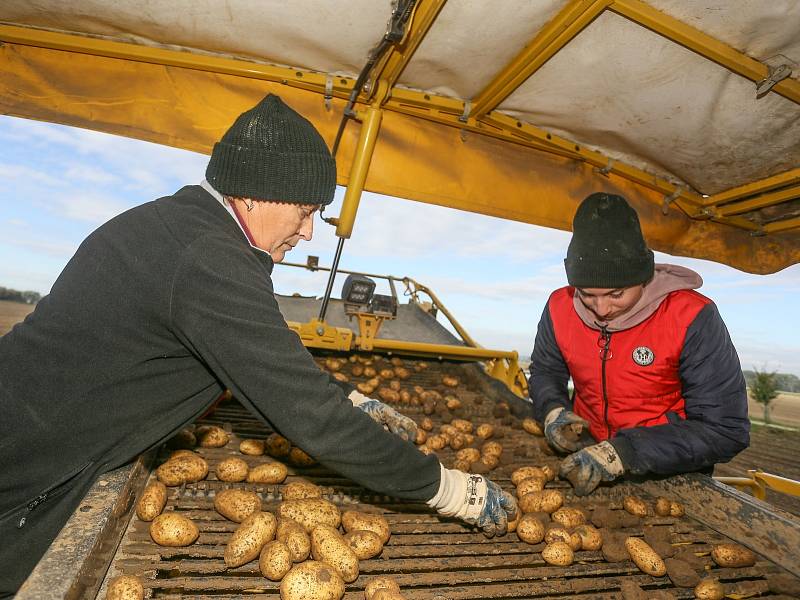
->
(206, 94, 336, 205)
(564, 192, 654, 288)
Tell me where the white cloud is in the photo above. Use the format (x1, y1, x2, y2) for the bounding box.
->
(64, 164, 118, 185)
(0, 163, 62, 187)
(2, 237, 78, 258)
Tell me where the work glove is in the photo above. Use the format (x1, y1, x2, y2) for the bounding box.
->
(559, 440, 625, 496)
(349, 390, 418, 443)
(427, 465, 518, 538)
(544, 407, 593, 453)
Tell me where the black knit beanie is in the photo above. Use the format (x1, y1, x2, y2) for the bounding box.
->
(564, 192, 654, 288)
(206, 94, 336, 205)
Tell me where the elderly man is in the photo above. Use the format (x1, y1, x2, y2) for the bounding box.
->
(529, 192, 749, 495)
(0, 94, 515, 596)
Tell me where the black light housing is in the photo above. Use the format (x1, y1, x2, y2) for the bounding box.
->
(341, 274, 376, 306)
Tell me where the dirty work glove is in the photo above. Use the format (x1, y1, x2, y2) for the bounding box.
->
(427, 465, 518, 538)
(349, 390, 418, 443)
(544, 407, 592, 453)
(559, 441, 625, 496)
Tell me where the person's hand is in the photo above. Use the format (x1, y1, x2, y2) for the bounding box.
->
(559, 441, 625, 496)
(427, 466, 518, 537)
(349, 391, 418, 442)
(544, 407, 592, 453)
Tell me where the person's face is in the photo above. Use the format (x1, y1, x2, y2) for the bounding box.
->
(576, 285, 644, 322)
(234, 200, 318, 262)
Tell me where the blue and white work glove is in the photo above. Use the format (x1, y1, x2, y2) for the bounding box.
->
(559, 441, 625, 496)
(544, 407, 592, 453)
(349, 390, 418, 443)
(427, 465, 518, 538)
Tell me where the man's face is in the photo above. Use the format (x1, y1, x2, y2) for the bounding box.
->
(576, 285, 644, 322)
(236, 200, 318, 262)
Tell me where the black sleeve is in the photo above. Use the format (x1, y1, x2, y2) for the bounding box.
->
(169, 236, 440, 501)
(529, 302, 572, 422)
(611, 303, 749, 476)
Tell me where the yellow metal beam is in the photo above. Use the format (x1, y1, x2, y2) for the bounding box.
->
(703, 168, 800, 207)
(368, 0, 448, 95)
(368, 337, 519, 362)
(610, 0, 800, 106)
(470, 0, 611, 120)
(0, 24, 356, 100)
(717, 186, 800, 217)
(763, 216, 800, 235)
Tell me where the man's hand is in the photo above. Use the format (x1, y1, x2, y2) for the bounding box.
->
(544, 407, 592, 453)
(559, 441, 625, 496)
(427, 466, 518, 537)
(349, 391, 418, 443)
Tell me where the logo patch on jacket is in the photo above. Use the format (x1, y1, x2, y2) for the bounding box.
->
(632, 346, 655, 366)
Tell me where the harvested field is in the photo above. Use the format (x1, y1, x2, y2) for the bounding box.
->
(0, 299, 34, 336)
(749, 392, 800, 428)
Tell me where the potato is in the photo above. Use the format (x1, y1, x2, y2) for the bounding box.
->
(427, 435, 446, 450)
(225, 511, 277, 568)
(476, 423, 494, 439)
(394, 368, 410, 380)
(388, 379, 401, 391)
(341, 510, 391, 544)
(452, 419, 473, 433)
(310, 524, 359, 583)
(540, 465, 556, 482)
(455, 448, 481, 464)
(266, 433, 291, 458)
(441, 375, 459, 387)
(418, 445, 435, 456)
(552, 507, 586, 528)
(279, 498, 341, 532)
(654, 496, 672, 517)
(623, 496, 648, 517)
(136, 480, 167, 521)
(365, 576, 401, 600)
(239, 438, 265, 455)
(351, 365, 364, 377)
(324, 357, 343, 372)
(449, 434, 466, 450)
(522, 418, 544, 436)
(665, 557, 701, 588)
(105, 574, 144, 600)
(363, 367, 377, 378)
(149, 513, 199, 547)
(545, 526, 579, 550)
(542, 541, 573, 566)
(156, 454, 209, 486)
(669, 500, 685, 517)
(710, 543, 756, 568)
(284, 480, 323, 500)
(216, 457, 249, 482)
(344, 529, 383, 559)
(167, 428, 196, 449)
(625, 536, 667, 576)
(378, 388, 400, 403)
(481, 441, 503, 458)
(372, 591, 406, 600)
(260, 540, 293, 581)
(574, 523, 603, 551)
(357, 382, 376, 395)
(169, 449, 198, 460)
(332, 372, 349, 383)
(248, 461, 289, 484)
(289, 447, 317, 467)
(516, 477, 545, 497)
(694, 578, 724, 600)
(196, 425, 229, 448)
(214, 488, 261, 523)
(529, 490, 563, 514)
(511, 466, 547, 486)
(516, 514, 546, 544)
(277, 518, 311, 562)
(419, 417, 434, 431)
(414, 429, 427, 445)
(453, 459, 472, 472)
(379, 368, 394, 379)
(280, 560, 345, 600)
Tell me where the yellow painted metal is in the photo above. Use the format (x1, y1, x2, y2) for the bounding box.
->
(764, 216, 800, 235)
(471, 0, 611, 119)
(716, 186, 800, 218)
(287, 319, 353, 351)
(2, 38, 799, 272)
(610, 0, 800, 106)
(0, 23, 356, 101)
(716, 469, 800, 501)
(336, 81, 388, 239)
(703, 168, 800, 208)
(354, 313, 386, 351)
(368, 0, 448, 95)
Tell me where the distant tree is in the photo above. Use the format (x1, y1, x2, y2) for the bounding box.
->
(750, 367, 779, 424)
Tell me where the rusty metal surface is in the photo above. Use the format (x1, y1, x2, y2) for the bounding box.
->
(56, 357, 800, 598)
(642, 474, 800, 578)
(17, 453, 152, 600)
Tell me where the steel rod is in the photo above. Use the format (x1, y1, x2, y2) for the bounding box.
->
(317, 236, 346, 321)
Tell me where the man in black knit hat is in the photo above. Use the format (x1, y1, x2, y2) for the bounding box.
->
(0, 94, 515, 595)
(529, 192, 749, 496)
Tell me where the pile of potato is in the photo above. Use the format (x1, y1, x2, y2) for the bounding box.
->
(413, 416, 507, 474)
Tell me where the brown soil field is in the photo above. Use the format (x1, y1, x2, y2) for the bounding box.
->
(0, 299, 34, 336)
(748, 391, 800, 427)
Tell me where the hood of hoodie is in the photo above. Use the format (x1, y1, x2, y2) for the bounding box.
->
(573, 263, 703, 332)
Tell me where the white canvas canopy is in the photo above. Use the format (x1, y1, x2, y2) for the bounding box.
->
(1, 0, 798, 272)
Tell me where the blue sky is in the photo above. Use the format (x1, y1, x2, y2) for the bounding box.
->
(2, 115, 799, 376)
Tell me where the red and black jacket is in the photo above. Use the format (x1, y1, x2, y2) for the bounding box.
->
(529, 286, 749, 476)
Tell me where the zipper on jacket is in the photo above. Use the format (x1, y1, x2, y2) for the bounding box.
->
(13, 461, 92, 529)
(598, 325, 613, 440)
